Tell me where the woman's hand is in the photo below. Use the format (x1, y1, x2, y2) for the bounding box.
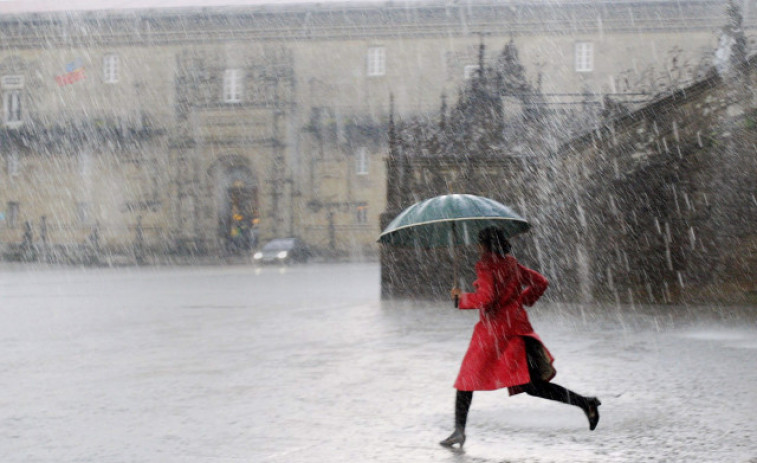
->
(450, 287, 461, 308)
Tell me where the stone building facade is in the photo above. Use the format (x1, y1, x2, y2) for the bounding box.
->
(0, 0, 746, 262)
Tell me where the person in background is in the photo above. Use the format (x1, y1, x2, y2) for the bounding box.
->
(441, 227, 601, 448)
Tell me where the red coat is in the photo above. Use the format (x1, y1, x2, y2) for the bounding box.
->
(454, 252, 555, 393)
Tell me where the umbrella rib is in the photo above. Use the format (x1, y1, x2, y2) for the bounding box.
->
(378, 216, 528, 239)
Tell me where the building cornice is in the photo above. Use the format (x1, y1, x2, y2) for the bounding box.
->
(0, 1, 734, 49)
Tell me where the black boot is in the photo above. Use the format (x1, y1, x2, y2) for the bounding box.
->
(439, 428, 466, 448)
(584, 397, 601, 431)
(440, 390, 472, 448)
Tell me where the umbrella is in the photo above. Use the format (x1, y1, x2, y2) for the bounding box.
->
(378, 193, 530, 289)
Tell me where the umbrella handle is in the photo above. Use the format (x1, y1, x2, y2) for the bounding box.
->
(453, 262, 459, 290)
(452, 222, 461, 288)
(452, 221, 460, 308)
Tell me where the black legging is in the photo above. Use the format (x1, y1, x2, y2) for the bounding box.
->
(454, 381, 589, 431)
(454, 390, 474, 431)
(521, 380, 590, 409)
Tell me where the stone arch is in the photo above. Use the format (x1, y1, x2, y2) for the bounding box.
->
(207, 155, 259, 254)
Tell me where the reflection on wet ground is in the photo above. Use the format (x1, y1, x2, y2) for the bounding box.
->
(1, 263, 755, 462)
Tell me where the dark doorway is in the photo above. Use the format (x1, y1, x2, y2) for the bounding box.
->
(223, 180, 258, 254)
(213, 160, 258, 256)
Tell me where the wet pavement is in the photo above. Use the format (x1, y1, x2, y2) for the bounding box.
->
(1, 262, 755, 462)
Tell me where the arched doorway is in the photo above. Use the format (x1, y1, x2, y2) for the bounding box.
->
(211, 157, 259, 255)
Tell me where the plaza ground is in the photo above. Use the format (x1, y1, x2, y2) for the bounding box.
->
(1, 263, 755, 462)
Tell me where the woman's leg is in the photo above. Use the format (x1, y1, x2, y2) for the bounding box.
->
(521, 379, 587, 408)
(455, 390, 473, 431)
(440, 390, 472, 447)
(522, 338, 601, 430)
(521, 380, 601, 430)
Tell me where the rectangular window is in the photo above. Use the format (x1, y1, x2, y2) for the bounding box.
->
(355, 147, 369, 175)
(7, 201, 19, 228)
(78, 152, 91, 176)
(3, 90, 22, 124)
(103, 54, 119, 83)
(575, 42, 593, 73)
(76, 202, 91, 225)
(223, 69, 243, 103)
(463, 64, 480, 80)
(356, 205, 368, 224)
(367, 47, 386, 77)
(7, 152, 19, 176)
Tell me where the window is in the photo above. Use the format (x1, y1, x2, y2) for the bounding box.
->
(367, 47, 386, 77)
(78, 152, 91, 176)
(3, 90, 22, 125)
(356, 147, 369, 175)
(103, 54, 119, 83)
(76, 202, 91, 225)
(7, 152, 19, 176)
(463, 64, 480, 80)
(223, 69, 243, 103)
(6, 201, 19, 228)
(356, 205, 368, 224)
(2, 75, 23, 126)
(575, 42, 593, 73)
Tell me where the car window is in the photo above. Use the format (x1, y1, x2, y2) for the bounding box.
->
(262, 239, 295, 251)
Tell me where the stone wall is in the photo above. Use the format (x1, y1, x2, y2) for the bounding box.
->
(559, 68, 757, 305)
(381, 62, 757, 305)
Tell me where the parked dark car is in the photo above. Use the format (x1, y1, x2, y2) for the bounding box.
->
(253, 238, 311, 264)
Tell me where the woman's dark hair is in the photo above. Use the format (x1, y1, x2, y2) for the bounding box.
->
(478, 227, 511, 256)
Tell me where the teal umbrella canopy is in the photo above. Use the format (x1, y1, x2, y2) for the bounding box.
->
(378, 194, 531, 248)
